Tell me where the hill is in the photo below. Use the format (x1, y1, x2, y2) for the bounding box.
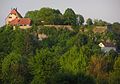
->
(0, 7, 120, 84)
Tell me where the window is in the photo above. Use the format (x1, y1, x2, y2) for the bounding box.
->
(9, 17, 12, 18)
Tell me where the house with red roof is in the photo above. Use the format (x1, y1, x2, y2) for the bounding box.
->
(5, 8, 31, 29)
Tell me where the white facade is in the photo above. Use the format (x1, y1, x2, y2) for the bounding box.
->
(99, 42, 116, 53)
(99, 42, 105, 48)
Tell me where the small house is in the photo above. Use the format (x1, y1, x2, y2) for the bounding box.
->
(5, 8, 31, 29)
(99, 42, 116, 53)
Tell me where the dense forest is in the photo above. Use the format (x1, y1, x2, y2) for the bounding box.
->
(0, 7, 120, 84)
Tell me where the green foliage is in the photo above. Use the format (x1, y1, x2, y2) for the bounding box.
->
(38, 26, 76, 50)
(12, 29, 35, 56)
(0, 26, 15, 81)
(63, 8, 76, 25)
(28, 49, 60, 84)
(25, 7, 86, 26)
(54, 72, 96, 84)
(94, 19, 107, 26)
(75, 33, 88, 47)
(76, 14, 85, 25)
(86, 18, 93, 26)
(88, 55, 113, 84)
(0, 26, 14, 56)
(25, 7, 63, 25)
(109, 57, 120, 84)
(109, 70, 120, 84)
(60, 46, 87, 74)
(113, 57, 120, 72)
(2, 52, 24, 84)
(112, 22, 120, 34)
(0, 7, 120, 84)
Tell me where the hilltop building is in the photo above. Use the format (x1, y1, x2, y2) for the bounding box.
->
(99, 42, 116, 53)
(5, 8, 31, 29)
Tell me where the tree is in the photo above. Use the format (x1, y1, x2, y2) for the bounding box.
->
(28, 49, 60, 84)
(2, 52, 24, 84)
(88, 55, 110, 84)
(109, 57, 120, 84)
(12, 29, 35, 56)
(60, 46, 87, 74)
(112, 22, 120, 34)
(75, 33, 88, 47)
(25, 10, 40, 25)
(38, 7, 62, 25)
(0, 26, 14, 56)
(108, 49, 118, 59)
(0, 26, 14, 81)
(25, 7, 63, 25)
(76, 14, 84, 25)
(94, 19, 107, 26)
(54, 72, 96, 84)
(63, 8, 76, 25)
(86, 18, 93, 26)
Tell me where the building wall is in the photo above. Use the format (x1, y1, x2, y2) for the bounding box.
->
(101, 47, 116, 52)
(19, 26, 31, 29)
(6, 14, 17, 24)
(99, 43, 105, 47)
(6, 13, 21, 25)
(93, 26, 107, 33)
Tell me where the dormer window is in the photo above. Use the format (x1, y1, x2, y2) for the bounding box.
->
(9, 17, 12, 18)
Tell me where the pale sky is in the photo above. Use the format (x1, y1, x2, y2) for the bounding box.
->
(0, 0, 120, 26)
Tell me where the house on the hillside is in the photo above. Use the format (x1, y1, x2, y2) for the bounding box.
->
(93, 25, 112, 33)
(5, 8, 31, 29)
(99, 42, 116, 53)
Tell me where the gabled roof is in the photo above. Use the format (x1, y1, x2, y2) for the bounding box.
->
(18, 18, 31, 25)
(9, 18, 20, 25)
(10, 18, 31, 25)
(101, 42, 115, 47)
(10, 8, 22, 18)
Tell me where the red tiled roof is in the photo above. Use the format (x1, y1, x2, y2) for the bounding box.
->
(9, 18, 20, 25)
(10, 18, 31, 25)
(10, 9, 22, 18)
(18, 18, 31, 25)
(10, 9, 17, 14)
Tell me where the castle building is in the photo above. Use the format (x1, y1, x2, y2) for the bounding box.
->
(5, 8, 31, 29)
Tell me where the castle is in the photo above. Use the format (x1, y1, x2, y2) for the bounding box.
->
(5, 8, 31, 29)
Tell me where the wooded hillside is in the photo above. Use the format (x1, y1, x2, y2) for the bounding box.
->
(0, 7, 120, 84)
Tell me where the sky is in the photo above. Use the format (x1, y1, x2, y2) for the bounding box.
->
(0, 0, 120, 26)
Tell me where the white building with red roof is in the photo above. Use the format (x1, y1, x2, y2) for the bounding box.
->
(5, 8, 31, 29)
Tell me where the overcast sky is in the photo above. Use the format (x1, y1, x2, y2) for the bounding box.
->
(0, 0, 120, 26)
